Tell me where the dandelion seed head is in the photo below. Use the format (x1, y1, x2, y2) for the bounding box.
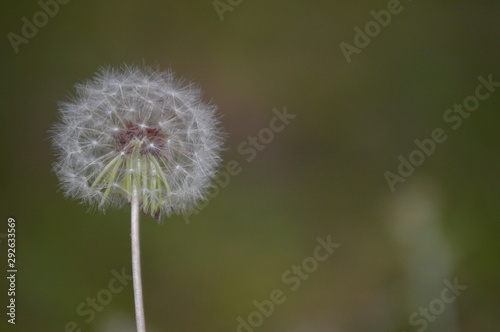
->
(52, 64, 224, 219)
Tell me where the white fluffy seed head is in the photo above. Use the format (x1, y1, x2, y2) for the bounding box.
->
(52, 64, 224, 219)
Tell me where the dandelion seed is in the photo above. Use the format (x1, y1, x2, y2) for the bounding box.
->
(52, 64, 224, 219)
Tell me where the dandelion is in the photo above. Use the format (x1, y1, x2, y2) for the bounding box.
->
(52, 64, 224, 331)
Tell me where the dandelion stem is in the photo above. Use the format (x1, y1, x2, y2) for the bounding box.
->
(131, 181, 146, 332)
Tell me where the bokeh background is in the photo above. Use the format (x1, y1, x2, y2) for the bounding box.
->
(1, 1, 499, 331)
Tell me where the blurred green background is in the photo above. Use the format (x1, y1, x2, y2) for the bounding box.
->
(1, 1, 499, 331)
